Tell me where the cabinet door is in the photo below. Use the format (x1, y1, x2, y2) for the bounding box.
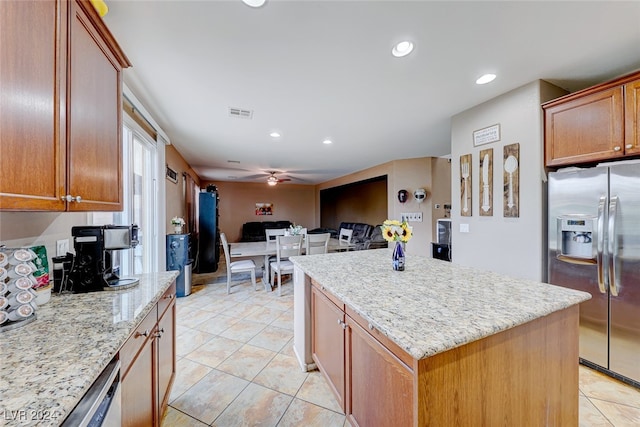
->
(545, 87, 625, 167)
(67, 0, 123, 211)
(346, 318, 413, 427)
(157, 298, 176, 419)
(122, 332, 157, 427)
(0, 0, 66, 210)
(625, 79, 640, 156)
(311, 286, 346, 410)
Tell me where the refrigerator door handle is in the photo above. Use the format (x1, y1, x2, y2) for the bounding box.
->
(608, 195, 619, 296)
(596, 195, 607, 294)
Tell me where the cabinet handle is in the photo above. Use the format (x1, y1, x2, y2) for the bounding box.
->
(135, 329, 150, 338)
(368, 323, 374, 331)
(626, 144, 633, 149)
(613, 146, 621, 152)
(61, 195, 82, 203)
(164, 294, 174, 299)
(337, 319, 348, 329)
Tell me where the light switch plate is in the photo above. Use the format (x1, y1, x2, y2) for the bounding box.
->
(401, 212, 423, 222)
(56, 239, 69, 256)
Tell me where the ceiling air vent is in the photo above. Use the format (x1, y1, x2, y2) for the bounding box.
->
(228, 107, 253, 119)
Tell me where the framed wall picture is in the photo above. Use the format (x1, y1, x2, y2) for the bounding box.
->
(460, 154, 472, 216)
(479, 148, 493, 216)
(503, 143, 520, 218)
(166, 165, 178, 184)
(255, 203, 273, 215)
(473, 124, 500, 147)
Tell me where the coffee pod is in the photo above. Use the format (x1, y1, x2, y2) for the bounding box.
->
(7, 289, 36, 307)
(0, 310, 8, 324)
(0, 266, 7, 281)
(0, 296, 8, 309)
(7, 263, 35, 279)
(7, 249, 36, 265)
(0, 282, 7, 295)
(7, 277, 35, 294)
(7, 304, 34, 321)
(0, 252, 7, 267)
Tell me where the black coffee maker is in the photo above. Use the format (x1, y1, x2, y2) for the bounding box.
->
(67, 225, 139, 293)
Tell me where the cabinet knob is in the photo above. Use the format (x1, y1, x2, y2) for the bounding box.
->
(368, 323, 374, 331)
(613, 146, 621, 152)
(61, 195, 82, 203)
(626, 144, 633, 150)
(135, 329, 150, 338)
(164, 294, 174, 299)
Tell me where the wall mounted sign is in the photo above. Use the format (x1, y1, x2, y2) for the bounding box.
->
(503, 143, 520, 218)
(479, 148, 493, 216)
(473, 124, 501, 147)
(460, 153, 472, 217)
(255, 203, 273, 215)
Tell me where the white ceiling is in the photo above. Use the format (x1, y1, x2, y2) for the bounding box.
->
(104, 0, 640, 185)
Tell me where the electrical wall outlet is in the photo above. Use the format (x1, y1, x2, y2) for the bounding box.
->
(460, 223, 470, 233)
(401, 212, 423, 222)
(56, 239, 69, 256)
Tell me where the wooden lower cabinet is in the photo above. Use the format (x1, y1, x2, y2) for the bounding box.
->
(346, 316, 413, 427)
(311, 285, 346, 409)
(310, 280, 580, 426)
(121, 282, 176, 427)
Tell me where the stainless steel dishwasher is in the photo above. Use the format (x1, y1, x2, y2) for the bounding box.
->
(62, 357, 121, 426)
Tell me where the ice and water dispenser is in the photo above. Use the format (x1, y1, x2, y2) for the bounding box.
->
(556, 215, 597, 263)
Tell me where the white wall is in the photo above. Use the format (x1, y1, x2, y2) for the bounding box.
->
(450, 80, 567, 281)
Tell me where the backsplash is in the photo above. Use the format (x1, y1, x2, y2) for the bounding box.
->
(0, 212, 89, 265)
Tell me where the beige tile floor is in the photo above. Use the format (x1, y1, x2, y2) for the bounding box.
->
(162, 271, 640, 426)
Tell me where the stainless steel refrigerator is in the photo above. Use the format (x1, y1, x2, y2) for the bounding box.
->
(548, 160, 640, 386)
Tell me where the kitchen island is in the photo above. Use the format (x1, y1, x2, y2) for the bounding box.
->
(0, 271, 178, 427)
(291, 249, 591, 426)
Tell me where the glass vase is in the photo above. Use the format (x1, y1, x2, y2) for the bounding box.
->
(392, 241, 405, 271)
(174, 225, 183, 234)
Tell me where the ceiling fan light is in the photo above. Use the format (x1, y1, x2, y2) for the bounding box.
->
(267, 180, 277, 186)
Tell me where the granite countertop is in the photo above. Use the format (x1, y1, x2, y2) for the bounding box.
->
(291, 249, 591, 360)
(0, 271, 178, 427)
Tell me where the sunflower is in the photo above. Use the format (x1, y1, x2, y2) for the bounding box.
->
(380, 219, 412, 242)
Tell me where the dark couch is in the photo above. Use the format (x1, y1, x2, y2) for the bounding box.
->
(364, 225, 388, 249)
(336, 222, 375, 250)
(241, 221, 292, 242)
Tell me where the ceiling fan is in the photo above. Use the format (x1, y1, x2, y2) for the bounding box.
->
(266, 171, 291, 186)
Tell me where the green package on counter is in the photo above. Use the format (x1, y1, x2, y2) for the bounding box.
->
(30, 245, 50, 289)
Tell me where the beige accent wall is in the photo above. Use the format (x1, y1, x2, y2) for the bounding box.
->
(318, 158, 437, 256)
(165, 144, 200, 235)
(430, 157, 452, 236)
(320, 178, 387, 230)
(201, 181, 317, 243)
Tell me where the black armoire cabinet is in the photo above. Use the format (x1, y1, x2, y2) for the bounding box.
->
(197, 190, 220, 272)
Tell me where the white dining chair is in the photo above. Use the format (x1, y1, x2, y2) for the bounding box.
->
(270, 234, 303, 296)
(265, 228, 287, 242)
(336, 228, 354, 251)
(305, 232, 330, 255)
(220, 233, 257, 294)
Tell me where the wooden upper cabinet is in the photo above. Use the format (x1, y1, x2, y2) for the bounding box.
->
(625, 78, 640, 156)
(544, 70, 640, 168)
(67, 0, 124, 211)
(0, 0, 130, 211)
(0, 0, 66, 210)
(544, 87, 625, 167)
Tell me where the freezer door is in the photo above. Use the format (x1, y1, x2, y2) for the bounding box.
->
(548, 167, 608, 368)
(609, 163, 640, 383)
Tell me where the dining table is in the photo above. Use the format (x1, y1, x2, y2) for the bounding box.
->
(228, 237, 355, 290)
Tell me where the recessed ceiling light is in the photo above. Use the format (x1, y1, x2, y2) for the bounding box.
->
(392, 41, 414, 58)
(476, 74, 497, 85)
(269, 132, 281, 138)
(242, 0, 266, 8)
(322, 139, 333, 145)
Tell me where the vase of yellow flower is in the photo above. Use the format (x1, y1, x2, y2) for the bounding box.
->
(380, 220, 412, 271)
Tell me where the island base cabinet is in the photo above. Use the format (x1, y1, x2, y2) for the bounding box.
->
(346, 318, 413, 427)
(121, 335, 156, 426)
(311, 285, 346, 410)
(415, 306, 579, 426)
